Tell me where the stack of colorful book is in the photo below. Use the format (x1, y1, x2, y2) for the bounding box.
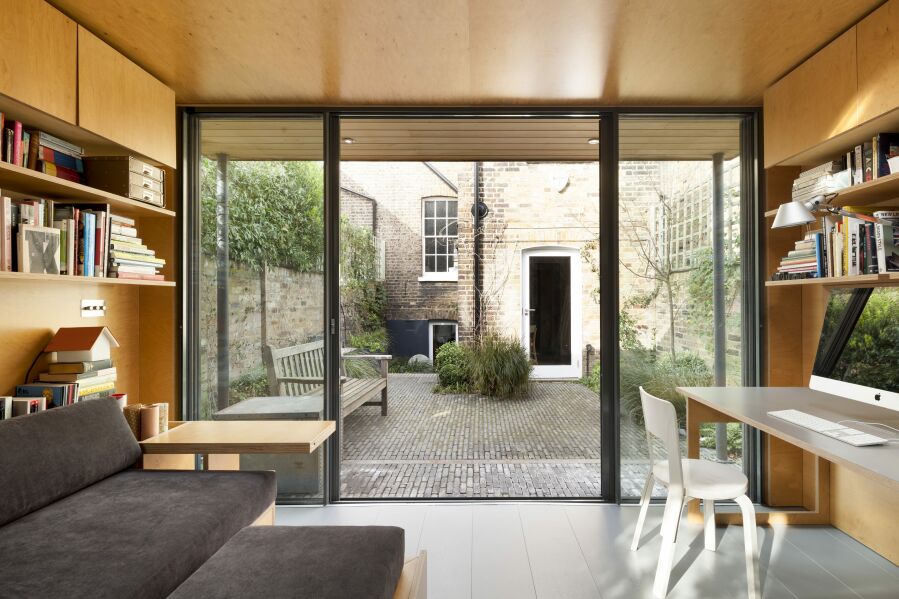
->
(108, 214, 165, 280)
(773, 233, 823, 280)
(15, 358, 117, 408)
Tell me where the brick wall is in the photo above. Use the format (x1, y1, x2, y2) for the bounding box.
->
(199, 257, 324, 409)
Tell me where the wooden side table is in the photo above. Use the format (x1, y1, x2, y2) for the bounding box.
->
(139, 420, 336, 471)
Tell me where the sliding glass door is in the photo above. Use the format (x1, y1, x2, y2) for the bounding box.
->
(185, 109, 759, 503)
(190, 115, 326, 503)
(616, 115, 754, 499)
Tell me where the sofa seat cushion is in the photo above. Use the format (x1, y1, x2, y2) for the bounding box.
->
(168, 525, 405, 599)
(0, 469, 276, 599)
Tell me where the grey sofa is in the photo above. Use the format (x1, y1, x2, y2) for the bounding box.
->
(0, 398, 276, 599)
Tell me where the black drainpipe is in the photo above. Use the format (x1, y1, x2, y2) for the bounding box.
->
(473, 161, 483, 339)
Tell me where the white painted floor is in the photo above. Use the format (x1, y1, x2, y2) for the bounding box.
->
(276, 503, 899, 599)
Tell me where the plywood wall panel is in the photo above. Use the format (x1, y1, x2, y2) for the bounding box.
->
(0, 0, 77, 123)
(857, 0, 899, 126)
(763, 28, 859, 167)
(77, 26, 176, 167)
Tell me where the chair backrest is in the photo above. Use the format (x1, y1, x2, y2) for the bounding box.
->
(264, 340, 325, 396)
(639, 387, 684, 491)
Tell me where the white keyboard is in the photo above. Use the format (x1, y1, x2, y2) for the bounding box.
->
(768, 409, 888, 447)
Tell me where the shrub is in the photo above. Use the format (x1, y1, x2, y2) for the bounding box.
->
(434, 342, 472, 392)
(348, 329, 388, 354)
(228, 369, 269, 405)
(700, 422, 743, 458)
(469, 334, 531, 398)
(580, 364, 601, 393)
(620, 348, 712, 426)
(389, 357, 433, 373)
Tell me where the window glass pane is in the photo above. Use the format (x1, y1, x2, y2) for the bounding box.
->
(436, 201, 446, 217)
(436, 256, 447, 272)
(197, 116, 325, 504)
(425, 238, 436, 254)
(448, 202, 458, 218)
(424, 220, 435, 236)
(425, 201, 435, 217)
(618, 115, 744, 499)
(425, 256, 436, 272)
(448, 221, 458, 236)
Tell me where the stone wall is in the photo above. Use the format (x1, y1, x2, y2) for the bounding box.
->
(199, 257, 324, 410)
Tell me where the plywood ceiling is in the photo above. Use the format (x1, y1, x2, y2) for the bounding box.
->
(49, 0, 881, 106)
(200, 117, 740, 161)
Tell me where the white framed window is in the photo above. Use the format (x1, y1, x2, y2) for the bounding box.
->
(429, 321, 458, 361)
(420, 196, 458, 281)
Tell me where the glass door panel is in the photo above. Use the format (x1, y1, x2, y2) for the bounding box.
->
(195, 116, 325, 503)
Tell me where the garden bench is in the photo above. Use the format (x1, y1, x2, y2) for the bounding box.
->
(263, 340, 391, 417)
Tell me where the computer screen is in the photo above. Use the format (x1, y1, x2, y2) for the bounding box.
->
(811, 287, 899, 409)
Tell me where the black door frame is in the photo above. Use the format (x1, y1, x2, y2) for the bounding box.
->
(181, 106, 762, 505)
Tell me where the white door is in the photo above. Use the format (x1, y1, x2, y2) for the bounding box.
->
(521, 248, 582, 379)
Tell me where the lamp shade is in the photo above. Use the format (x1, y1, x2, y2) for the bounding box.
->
(772, 200, 815, 229)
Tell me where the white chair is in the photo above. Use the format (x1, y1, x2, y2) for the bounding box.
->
(630, 387, 759, 598)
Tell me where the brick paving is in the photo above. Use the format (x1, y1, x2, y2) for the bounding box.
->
(341, 373, 649, 498)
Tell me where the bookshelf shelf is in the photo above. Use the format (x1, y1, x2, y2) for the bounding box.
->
(0, 161, 175, 218)
(0, 271, 175, 287)
(764, 171, 899, 218)
(765, 273, 899, 288)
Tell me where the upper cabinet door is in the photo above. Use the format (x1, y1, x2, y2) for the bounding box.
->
(0, 0, 77, 123)
(857, 0, 899, 126)
(763, 28, 859, 168)
(77, 27, 176, 167)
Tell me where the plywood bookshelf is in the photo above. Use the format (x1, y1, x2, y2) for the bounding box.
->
(0, 1, 178, 419)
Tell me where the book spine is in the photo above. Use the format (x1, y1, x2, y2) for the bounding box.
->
(12, 121, 22, 167)
(21, 131, 31, 169)
(854, 145, 864, 184)
(37, 131, 83, 155)
(1, 197, 10, 271)
(38, 146, 85, 172)
(39, 161, 83, 183)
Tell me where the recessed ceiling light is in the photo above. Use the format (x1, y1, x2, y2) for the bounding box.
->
(342, 137, 356, 144)
(586, 137, 600, 145)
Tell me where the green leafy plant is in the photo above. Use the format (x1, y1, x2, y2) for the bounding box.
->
(580, 364, 601, 393)
(469, 334, 531, 398)
(434, 342, 472, 393)
(348, 329, 389, 354)
(700, 422, 743, 458)
(227, 369, 269, 406)
(619, 348, 712, 426)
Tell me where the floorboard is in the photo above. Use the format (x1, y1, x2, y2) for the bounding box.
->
(275, 503, 898, 599)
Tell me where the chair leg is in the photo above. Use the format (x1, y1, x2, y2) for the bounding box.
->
(653, 492, 683, 598)
(703, 499, 716, 551)
(735, 495, 760, 599)
(381, 388, 388, 416)
(631, 474, 654, 551)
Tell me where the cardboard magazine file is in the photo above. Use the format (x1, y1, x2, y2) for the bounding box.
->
(43, 326, 120, 363)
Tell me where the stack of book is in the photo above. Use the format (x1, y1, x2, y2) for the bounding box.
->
(108, 214, 165, 280)
(791, 158, 851, 204)
(0, 197, 165, 280)
(0, 113, 84, 183)
(15, 358, 117, 408)
(772, 234, 824, 280)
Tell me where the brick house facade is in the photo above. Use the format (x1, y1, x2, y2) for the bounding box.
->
(340, 158, 742, 378)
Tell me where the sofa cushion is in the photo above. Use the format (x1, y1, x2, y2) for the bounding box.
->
(0, 397, 142, 526)
(168, 525, 405, 599)
(0, 469, 276, 599)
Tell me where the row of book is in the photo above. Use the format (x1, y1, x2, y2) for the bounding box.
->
(791, 135, 899, 206)
(772, 210, 899, 280)
(0, 195, 165, 280)
(0, 358, 118, 420)
(0, 112, 85, 183)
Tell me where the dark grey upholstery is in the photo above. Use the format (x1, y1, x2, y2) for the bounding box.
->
(0, 469, 276, 599)
(0, 398, 142, 526)
(169, 525, 405, 599)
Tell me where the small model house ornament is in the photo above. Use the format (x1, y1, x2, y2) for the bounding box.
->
(43, 326, 119, 363)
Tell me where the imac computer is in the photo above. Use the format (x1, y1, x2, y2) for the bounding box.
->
(809, 286, 899, 413)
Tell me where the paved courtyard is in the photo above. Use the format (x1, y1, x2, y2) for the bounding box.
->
(340, 373, 653, 498)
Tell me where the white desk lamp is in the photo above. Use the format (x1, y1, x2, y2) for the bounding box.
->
(772, 193, 890, 229)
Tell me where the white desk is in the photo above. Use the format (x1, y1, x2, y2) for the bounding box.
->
(678, 386, 899, 493)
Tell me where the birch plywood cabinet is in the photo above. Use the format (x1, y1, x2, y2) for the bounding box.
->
(0, 0, 77, 123)
(857, 0, 899, 125)
(763, 27, 858, 167)
(77, 27, 176, 168)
